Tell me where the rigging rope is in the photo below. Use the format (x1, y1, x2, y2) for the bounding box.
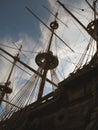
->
(0, 68, 42, 119)
(73, 37, 94, 72)
(0, 53, 32, 76)
(50, 69, 60, 90)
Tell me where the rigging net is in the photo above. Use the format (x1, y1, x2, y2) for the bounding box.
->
(0, 0, 98, 123)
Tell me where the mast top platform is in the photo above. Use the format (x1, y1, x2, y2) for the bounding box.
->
(35, 51, 59, 70)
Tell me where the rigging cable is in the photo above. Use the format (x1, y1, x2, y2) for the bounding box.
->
(74, 37, 94, 71)
(0, 53, 32, 76)
(0, 42, 39, 54)
(50, 69, 60, 90)
(25, 6, 74, 52)
(4, 68, 42, 125)
(85, 39, 94, 64)
(43, 5, 68, 28)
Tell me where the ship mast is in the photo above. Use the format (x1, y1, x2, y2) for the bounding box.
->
(57, 0, 98, 57)
(87, 0, 98, 55)
(6, 45, 22, 85)
(0, 13, 59, 103)
(0, 45, 22, 105)
(85, 0, 98, 16)
(36, 13, 59, 101)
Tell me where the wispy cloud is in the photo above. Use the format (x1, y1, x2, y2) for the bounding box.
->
(0, 0, 96, 113)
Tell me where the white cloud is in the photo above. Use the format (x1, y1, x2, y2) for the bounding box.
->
(46, 0, 96, 78)
(0, 0, 95, 87)
(0, 0, 97, 115)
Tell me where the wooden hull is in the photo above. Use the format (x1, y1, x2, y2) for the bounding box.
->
(0, 63, 98, 130)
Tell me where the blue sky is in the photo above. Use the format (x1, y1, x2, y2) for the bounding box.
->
(0, 0, 93, 78)
(0, 0, 51, 41)
(0, 0, 96, 113)
(0, 0, 88, 42)
(0, 0, 94, 85)
(0, 0, 86, 41)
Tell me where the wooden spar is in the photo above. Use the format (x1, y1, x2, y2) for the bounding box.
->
(6, 46, 22, 84)
(43, 5, 68, 28)
(0, 47, 22, 105)
(2, 99, 21, 109)
(37, 12, 58, 101)
(0, 48, 58, 88)
(85, 0, 98, 16)
(57, 0, 97, 41)
(25, 6, 74, 52)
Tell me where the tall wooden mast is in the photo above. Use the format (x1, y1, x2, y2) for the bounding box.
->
(35, 13, 59, 101)
(57, 0, 98, 55)
(0, 45, 22, 105)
